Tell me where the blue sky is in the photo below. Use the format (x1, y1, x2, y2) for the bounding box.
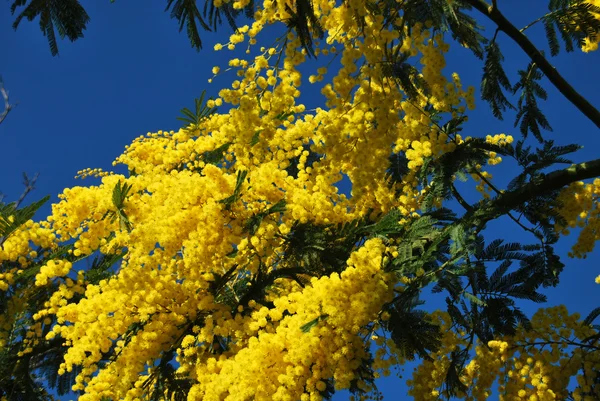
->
(1, 1, 599, 399)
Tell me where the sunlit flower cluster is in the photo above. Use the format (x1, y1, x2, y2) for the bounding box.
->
(26, 5, 479, 395)
(409, 306, 599, 401)
(1, 0, 599, 399)
(555, 178, 600, 257)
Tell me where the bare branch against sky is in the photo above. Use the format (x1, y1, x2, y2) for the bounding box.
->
(0, 75, 15, 126)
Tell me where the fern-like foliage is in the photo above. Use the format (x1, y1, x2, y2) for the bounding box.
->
(380, 48, 430, 100)
(177, 90, 218, 128)
(218, 170, 248, 210)
(542, 0, 600, 56)
(381, 290, 442, 361)
(165, 0, 245, 50)
(0, 195, 97, 401)
(377, 0, 486, 100)
(481, 40, 514, 119)
(84, 251, 126, 286)
(0, 347, 56, 401)
(103, 181, 133, 231)
(142, 350, 193, 401)
(284, 0, 325, 57)
(507, 139, 580, 191)
(513, 62, 552, 141)
(416, 125, 511, 211)
(32, 339, 81, 397)
(397, 0, 487, 59)
(386, 151, 410, 187)
(300, 314, 330, 332)
(0, 195, 49, 246)
(425, 235, 559, 396)
(279, 219, 363, 276)
(11, 0, 90, 56)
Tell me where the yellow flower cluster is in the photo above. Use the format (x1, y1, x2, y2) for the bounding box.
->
(555, 178, 600, 257)
(485, 133, 514, 165)
(76, 167, 110, 179)
(0, 219, 56, 267)
(3, 0, 597, 399)
(408, 306, 599, 401)
(36, 259, 73, 286)
(0, 219, 59, 347)
(407, 311, 467, 400)
(29, 15, 474, 395)
(186, 239, 393, 401)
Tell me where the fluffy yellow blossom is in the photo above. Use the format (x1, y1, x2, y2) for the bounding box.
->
(2, 1, 598, 400)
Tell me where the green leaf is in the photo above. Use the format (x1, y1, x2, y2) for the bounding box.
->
(85, 251, 126, 285)
(218, 170, 248, 209)
(300, 314, 329, 332)
(11, 0, 90, 57)
(481, 41, 514, 119)
(443, 348, 470, 397)
(105, 181, 133, 231)
(513, 62, 552, 141)
(250, 130, 263, 146)
(464, 291, 486, 306)
(0, 195, 49, 242)
(365, 209, 403, 236)
(112, 181, 132, 209)
(449, 225, 467, 255)
(177, 90, 218, 127)
(381, 292, 441, 361)
(165, 0, 249, 51)
(283, 0, 324, 57)
(202, 143, 231, 166)
(541, 1, 600, 56)
(381, 49, 430, 100)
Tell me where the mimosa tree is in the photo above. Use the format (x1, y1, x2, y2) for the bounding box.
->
(2, 1, 600, 400)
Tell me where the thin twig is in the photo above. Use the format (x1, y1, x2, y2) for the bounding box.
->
(15, 173, 40, 209)
(0, 76, 15, 125)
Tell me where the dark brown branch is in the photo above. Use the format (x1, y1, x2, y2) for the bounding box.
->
(468, 158, 600, 226)
(470, 168, 544, 239)
(464, 0, 600, 129)
(451, 184, 472, 211)
(494, 158, 600, 212)
(447, 158, 600, 236)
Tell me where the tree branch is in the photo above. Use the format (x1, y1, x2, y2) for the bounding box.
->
(459, 158, 600, 231)
(451, 184, 472, 211)
(0, 76, 15, 125)
(493, 158, 600, 213)
(437, 158, 600, 241)
(464, 0, 600, 129)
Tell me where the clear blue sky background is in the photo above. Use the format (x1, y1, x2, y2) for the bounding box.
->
(1, 1, 599, 399)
